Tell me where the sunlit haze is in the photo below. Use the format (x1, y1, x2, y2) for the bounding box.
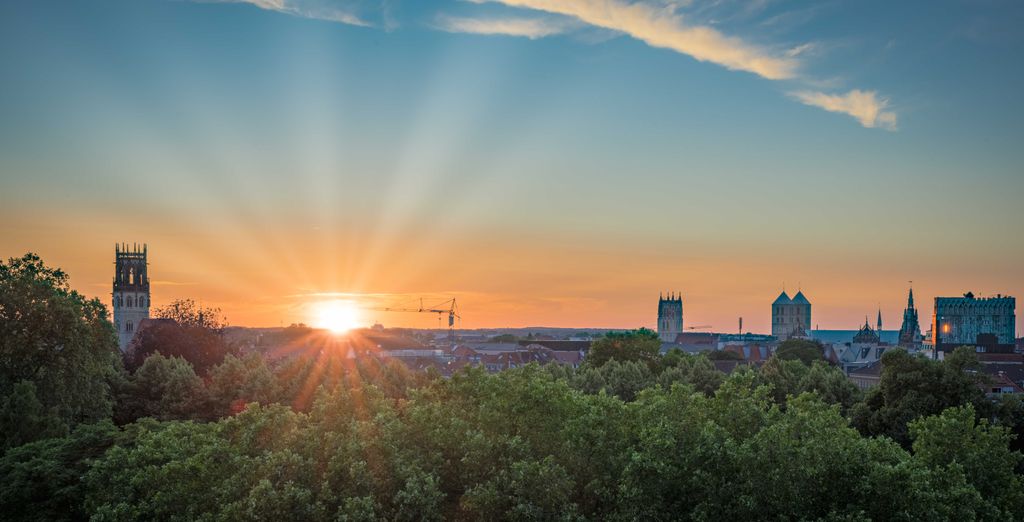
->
(313, 300, 363, 333)
(1, 1, 1023, 332)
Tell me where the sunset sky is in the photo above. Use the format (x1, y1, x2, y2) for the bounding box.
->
(1, 0, 1022, 333)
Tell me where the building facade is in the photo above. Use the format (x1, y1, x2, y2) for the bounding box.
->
(898, 287, 922, 347)
(933, 292, 1015, 354)
(112, 243, 151, 352)
(657, 293, 683, 342)
(771, 290, 811, 340)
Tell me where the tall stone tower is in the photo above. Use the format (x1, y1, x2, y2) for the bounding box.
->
(112, 243, 150, 352)
(772, 289, 812, 340)
(658, 293, 683, 342)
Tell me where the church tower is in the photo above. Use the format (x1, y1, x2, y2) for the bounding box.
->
(877, 309, 883, 340)
(657, 293, 683, 342)
(898, 286, 921, 347)
(112, 243, 150, 352)
(772, 289, 812, 340)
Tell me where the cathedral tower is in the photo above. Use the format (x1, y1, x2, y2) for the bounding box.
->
(112, 243, 150, 352)
(658, 293, 683, 342)
(898, 286, 921, 347)
(772, 289, 812, 339)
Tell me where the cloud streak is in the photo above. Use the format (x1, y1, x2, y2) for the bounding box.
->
(215, 0, 371, 27)
(473, 0, 798, 80)
(436, 14, 570, 39)
(791, 89, 897, 130)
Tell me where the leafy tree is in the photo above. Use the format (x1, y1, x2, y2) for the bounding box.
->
(0, 381, 67, 449)
(851, 347, 986, 447)
(910, 404, 1024, 519)
(117, 354, 206, 422)
(758, 356, 810, 405)
(685, 355, 725, 396)
(153, 298, 228, 331)
(207, 353, 280, 417)
(0, 253, 120, 448)
(126, 315, 237, 375)
(585, 328, 660, 368)
(773, 338, 825, 365)
(0, 421, 125, 522)
(600, 360, 653, 401)
(798, 360, 862, 413)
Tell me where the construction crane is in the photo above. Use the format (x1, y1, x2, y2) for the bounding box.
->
(369, 298, 461, 344)
(686, 325, 712, 331)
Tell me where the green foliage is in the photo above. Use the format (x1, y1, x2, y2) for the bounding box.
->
(0, 421, 124, 521)
(585, 328, 661, 368)
(0, 253, 121, 449)
(116, 354, 206, 422)
(851, 347, 985, 447)
(910, 404, 1024, 519)
(774, 337, 826, 365)
(0, 381, 67, 449)
(126, 319, 237, 376)
(207, 353, 280, 417)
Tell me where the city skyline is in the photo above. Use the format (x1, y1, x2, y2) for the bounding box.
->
(2, 1, 1023, 331)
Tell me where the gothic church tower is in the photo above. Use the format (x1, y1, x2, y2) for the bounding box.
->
(658, 293, 683, 342)
(112, 243, 150, 352)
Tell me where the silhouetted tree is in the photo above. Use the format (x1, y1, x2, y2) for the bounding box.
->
(125, 303, 237, 375)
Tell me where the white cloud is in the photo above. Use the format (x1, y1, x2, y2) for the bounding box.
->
(473, 0, 798, 79)
(791, 89, 897, 130)
(436, 14, 570, 39)
(215, 0, 371, 27)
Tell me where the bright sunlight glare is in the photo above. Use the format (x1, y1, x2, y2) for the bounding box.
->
(313, 300, 361, 334)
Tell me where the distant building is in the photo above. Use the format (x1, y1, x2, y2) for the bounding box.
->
(112, 243, 151, 352)
(848, 360, 883, 390)
(771, 290, 811, 340)
(898, 286, 922, 347)
(657, 293, 683, 342)
(933, 292, 1016, 355)
(852, 317, 881, 344)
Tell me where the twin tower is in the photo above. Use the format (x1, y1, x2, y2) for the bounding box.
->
(112, 243, 150, 352)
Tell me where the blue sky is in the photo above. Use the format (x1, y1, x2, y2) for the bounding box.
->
(1, 0, 1022, 331)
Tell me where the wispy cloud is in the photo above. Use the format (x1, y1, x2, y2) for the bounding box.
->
(472, 0, 798, 79)
(211, 0, 371, 27)
(791, 89, 897, 130)
(436, 14, 571, 39)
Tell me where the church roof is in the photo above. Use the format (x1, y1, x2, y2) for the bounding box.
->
(791, 291, 810, 305)
(773, 291, 792, 305)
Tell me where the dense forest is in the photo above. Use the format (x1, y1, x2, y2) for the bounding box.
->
(2, 253, 1023, 521)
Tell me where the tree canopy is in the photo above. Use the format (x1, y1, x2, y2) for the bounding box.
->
(0, 253, 121, 449)
(585, 328, 661, 367)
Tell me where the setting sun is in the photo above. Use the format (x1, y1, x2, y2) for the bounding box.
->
(313, 300, 361, 334)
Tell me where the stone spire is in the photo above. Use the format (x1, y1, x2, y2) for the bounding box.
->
(898, 285, 921, 347)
